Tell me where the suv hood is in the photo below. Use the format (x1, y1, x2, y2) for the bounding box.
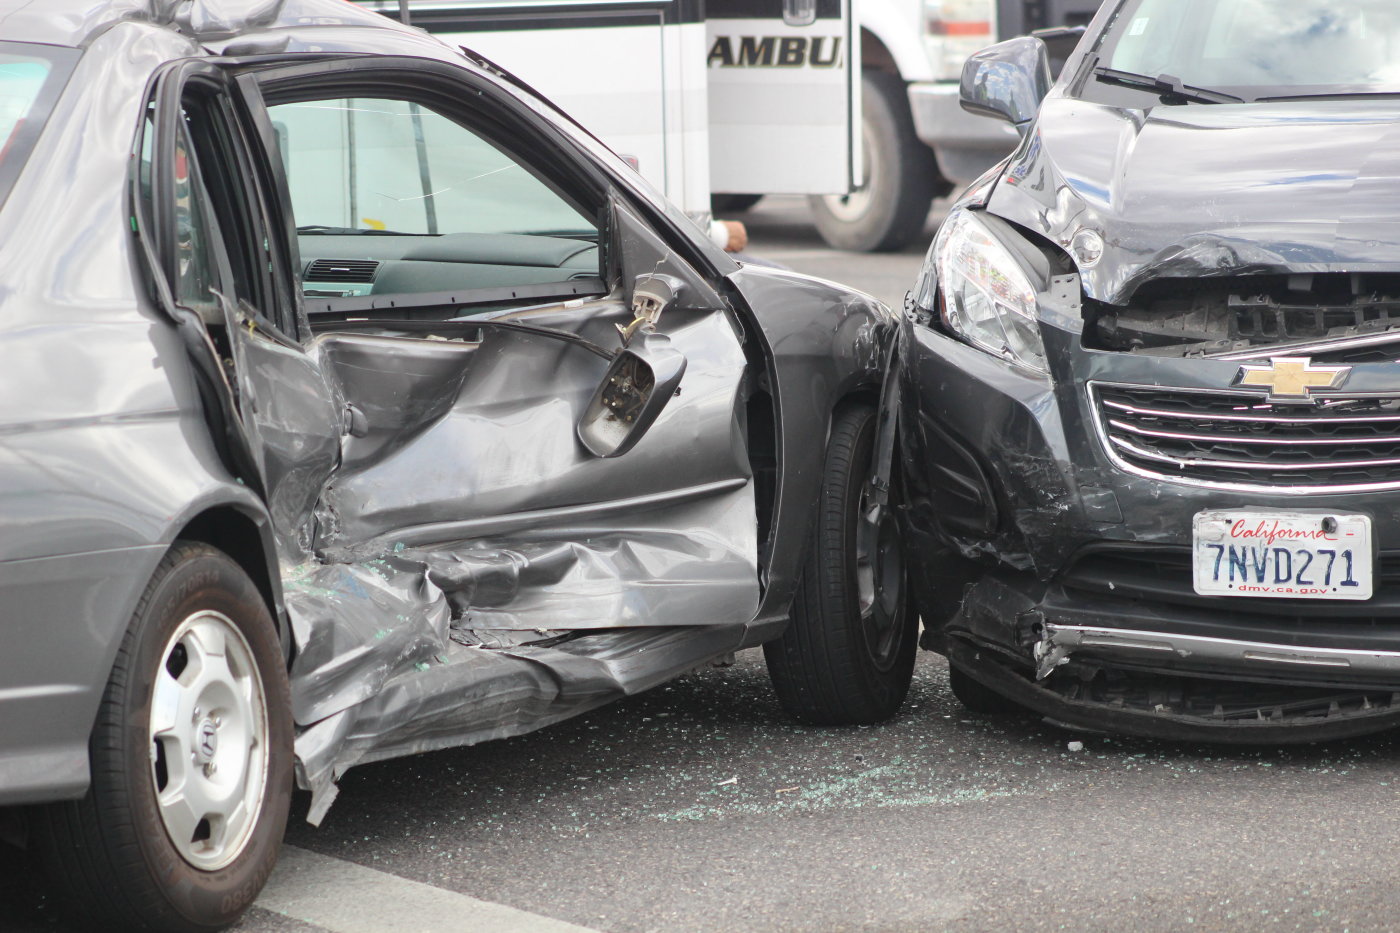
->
(985, 96, 1400, 305)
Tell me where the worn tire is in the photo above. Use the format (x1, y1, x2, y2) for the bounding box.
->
(711, 193, 764, 214)
(765, 404, 918, 725)
(32, 541, 292, 932)
(948, 663, 1025, 715)
(809, 71, 944, 253)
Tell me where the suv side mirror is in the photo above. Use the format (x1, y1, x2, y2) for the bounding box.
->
(959, 36, 1053, 136)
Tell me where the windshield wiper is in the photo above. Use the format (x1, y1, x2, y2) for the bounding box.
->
(1093, 67, 1249, 104)
(297, 225, 424, 236)
(1257, 90, 1400, 102)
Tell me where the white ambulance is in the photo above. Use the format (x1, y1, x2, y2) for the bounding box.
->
(354, 0, 1100, 252)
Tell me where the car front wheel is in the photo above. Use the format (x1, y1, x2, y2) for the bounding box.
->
(33, 541, 293, 932)
(765, 403, 917, 725)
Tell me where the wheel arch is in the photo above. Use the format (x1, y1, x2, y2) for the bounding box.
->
(857, 6, 937, 84)
(174, 504, 286, 644)
(833, 382, 882, 414)
(861, 28, 900, 78)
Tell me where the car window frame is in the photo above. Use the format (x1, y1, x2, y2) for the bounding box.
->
(141, 61, 305, 345)
(230, 56, 617, 322)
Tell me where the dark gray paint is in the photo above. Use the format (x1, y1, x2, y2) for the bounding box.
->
(987, 96, 1400, 306)
(900, 5, 1400, 739)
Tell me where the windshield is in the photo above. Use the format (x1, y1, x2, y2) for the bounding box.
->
(1097, 0, 1400, 99)
(0, 43, 79, 210)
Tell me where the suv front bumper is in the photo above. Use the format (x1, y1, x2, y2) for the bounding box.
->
(899, 315, 1400, 740)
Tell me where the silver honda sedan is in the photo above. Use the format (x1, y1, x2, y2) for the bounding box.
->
(0, 1, 914, 930)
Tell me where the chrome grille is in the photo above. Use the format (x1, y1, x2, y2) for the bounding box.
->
(1092, 383, 1400, 491)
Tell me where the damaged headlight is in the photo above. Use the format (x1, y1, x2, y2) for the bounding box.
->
(913, 208, 1047, 374)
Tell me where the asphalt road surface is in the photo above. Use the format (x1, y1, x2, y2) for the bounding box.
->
(9, 199, 1400, 933)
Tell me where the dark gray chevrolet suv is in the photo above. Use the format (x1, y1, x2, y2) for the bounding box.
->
(901, 0, 1400, 741)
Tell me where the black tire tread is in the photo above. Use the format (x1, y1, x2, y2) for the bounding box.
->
(948, 663, 1026, 716)
(765, 404, 915, 725)
(31, 544, 199, 931)
(31, 541, 287, 933)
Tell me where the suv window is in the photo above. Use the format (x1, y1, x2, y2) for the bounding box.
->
(270, 97, 601, 302)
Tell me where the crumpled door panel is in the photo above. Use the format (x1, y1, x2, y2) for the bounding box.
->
(315, 301, 753, 543)
(278, 292, 759, 819)
(291, 620, 744, 823)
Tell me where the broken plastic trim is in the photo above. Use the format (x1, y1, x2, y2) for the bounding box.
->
(311, 316, 615, 359)
(1035, 622, 1400, 682)
(578, 331, 687, 458)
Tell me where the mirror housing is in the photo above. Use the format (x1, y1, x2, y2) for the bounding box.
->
(577, 331, 687, 458)
(959, 37, 1052, 136)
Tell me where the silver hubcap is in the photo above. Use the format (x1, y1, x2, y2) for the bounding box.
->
(149, 610, 268, 871)
(856, 483, 905, 669)
(821, 118, 877, 223)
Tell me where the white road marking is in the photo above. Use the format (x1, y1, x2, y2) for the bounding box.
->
(257, 845, 604, 933)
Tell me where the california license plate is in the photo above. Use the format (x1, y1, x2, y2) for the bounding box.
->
(1192, 510, 1373, 600)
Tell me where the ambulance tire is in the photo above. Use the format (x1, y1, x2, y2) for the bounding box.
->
(809, 71, 944, 253)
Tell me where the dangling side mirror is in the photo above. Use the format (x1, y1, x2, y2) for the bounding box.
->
(577, 331, 687, 458)
(577, 274, 688, 458)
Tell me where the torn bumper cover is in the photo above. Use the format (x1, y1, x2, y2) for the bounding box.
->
(900, 303, 1400, 741)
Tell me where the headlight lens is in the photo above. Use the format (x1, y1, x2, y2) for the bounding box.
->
(914, 209, 1047, 373)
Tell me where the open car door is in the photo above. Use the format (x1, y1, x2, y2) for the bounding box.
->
(143, 60, 345, 563)
(163, 53, 764, 814)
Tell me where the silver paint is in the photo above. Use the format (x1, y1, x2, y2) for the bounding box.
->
(0, 0, 898, 811)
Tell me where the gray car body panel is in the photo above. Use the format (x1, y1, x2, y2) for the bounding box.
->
(0, 0, 896, 810)
(985, 96, 1400, 307)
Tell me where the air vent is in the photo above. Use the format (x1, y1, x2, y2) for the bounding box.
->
(305, 259, 379, 283)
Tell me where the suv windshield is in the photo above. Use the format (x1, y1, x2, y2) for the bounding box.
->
(1096, 0, 1400, 100)
(0, 42, 79, 209)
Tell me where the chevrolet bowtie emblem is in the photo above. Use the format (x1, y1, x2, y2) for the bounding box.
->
(1233, 357, 1351, 401)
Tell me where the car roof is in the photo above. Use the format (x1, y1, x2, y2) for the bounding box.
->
(0, 0, 421, 51)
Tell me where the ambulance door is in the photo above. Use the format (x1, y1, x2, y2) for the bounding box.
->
(705, 0, 858, 196)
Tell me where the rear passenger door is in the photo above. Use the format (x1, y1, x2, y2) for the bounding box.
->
(230, 56, 762, 632)
(144, 62, 344, 560)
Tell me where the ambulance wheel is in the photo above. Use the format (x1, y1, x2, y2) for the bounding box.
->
(809, 71, 944, 253)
